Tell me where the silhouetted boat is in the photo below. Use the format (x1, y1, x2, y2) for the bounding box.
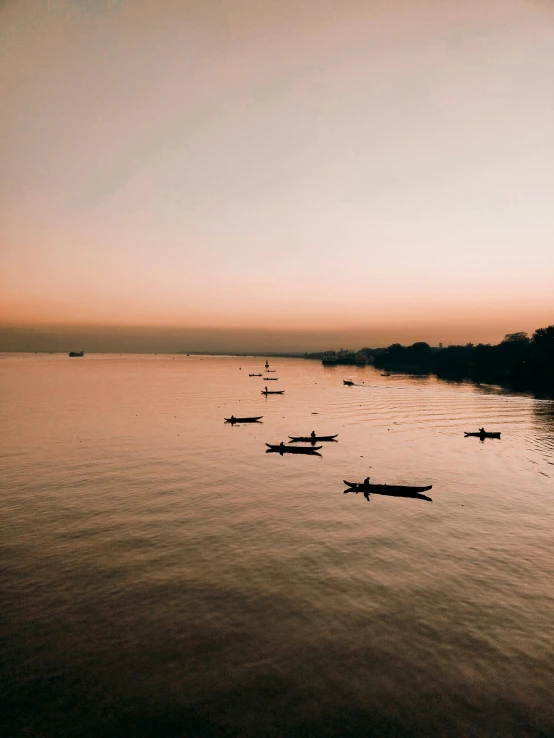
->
(289, 434, 338, 442)
(249, 373, 262, 376)
(344, 480, 432, 495)
(465, 431, 501, 439)
(263, 377, 278, 380)
(261, 389, 284, 395)
(225, 416, 263, 423)
(266, 369, 276, 372)
(266, 443, 322, 454)
(381, 372, 391, 377)
(68, 351, 84, 357)
(343, 380, 354, 386)
(344, 486, 432, 502)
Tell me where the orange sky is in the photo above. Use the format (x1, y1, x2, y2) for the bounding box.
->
(1, 0, 553, 351)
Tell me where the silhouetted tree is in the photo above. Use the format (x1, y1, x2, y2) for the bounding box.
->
(372, 325, 552, 391)
(502, 332, 530, 343)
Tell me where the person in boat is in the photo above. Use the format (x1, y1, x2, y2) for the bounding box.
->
(479, 427, 486, 434)
(279, 441, 285, 452)
(231, 415, 236, 422)
(311, 430, 316, 439)
(364, 476, 371, 487)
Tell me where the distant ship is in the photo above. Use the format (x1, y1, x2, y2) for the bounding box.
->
(322, 349, 366, 366)
(68, 351, 84, 357)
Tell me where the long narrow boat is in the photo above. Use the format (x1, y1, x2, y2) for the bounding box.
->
(464, 431, 501, 439)
(344, 480, 432, 494)
(344, 486, 432, 501)
(225, 416, 263, 423)
(343, 380, 354, 386)
(266, 443, 322, 454)
(266, 369, 276, 372)
(289, 434, 338, 442)
(261, 390, 284, 395)
(249, 373, 262, 377)
(262, 377, 279, 380)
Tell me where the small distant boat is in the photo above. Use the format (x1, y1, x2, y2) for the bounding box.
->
(266, 443, 322, 454)
(289, 434, 338, 442)
(68, 351, 84, 357)
(249, 373, 263, 377)
(225, 416, 263, 423)
(263, 377, 278, 380)
(343, 380, 354, 386)
(261, 389, 284, 395)
(266, 369, 276, 372)
(464, 431, 501, 439)
(344, 480, 433, 498)
(381, 372, 391, 377)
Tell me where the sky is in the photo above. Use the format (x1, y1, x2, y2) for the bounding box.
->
(1, 0, 553, 352)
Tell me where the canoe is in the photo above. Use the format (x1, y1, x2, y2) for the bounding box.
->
(344, 486, 432, 501)
(249, 373, 262, 376)
(266, 369, 276, 372)
(343, 380, 354, 385)
(464, 431, 501, 439)
(266, 443, 322, 453)
(344, 480, 432, 495)
(262, 377, 279, 380)
(225, 416, 263, 423)
(289, 434, 338, 442)
(261, 390, 284, 395)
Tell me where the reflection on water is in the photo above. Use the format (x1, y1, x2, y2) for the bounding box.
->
(1, 354, 553, 737)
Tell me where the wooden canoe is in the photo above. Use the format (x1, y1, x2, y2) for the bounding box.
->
(249, 373, 262, 376)
(289, 434, 338, 442)
(262, 377, 279, 380)
(266, 443, 322, 454)
(225, 416, 263, 423)
(344, 480, 432, 495)
(343, 380, 354, 385)
(261, 390, 284, 395)
(464, 431, 501, 439)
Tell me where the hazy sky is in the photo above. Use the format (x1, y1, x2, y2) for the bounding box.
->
(1, 0, 553, 351)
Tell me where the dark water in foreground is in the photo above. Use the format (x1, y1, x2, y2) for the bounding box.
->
(1, 354, 553, 737)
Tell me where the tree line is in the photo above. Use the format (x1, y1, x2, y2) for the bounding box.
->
(367, 324, 554, 391)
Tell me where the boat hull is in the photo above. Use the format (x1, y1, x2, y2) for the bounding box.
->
(225, 416, 263, 423)
(261, 390, 284, 395)
(344, 480, 432, 495)
(266, 443, 322, 454)
(464, 432, 501, 439)
(289, 435, 338, 442)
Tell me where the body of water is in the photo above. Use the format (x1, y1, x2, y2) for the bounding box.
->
(1, 354, 553, 736)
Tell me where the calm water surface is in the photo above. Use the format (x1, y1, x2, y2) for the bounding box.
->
(1, 354, 553, 736)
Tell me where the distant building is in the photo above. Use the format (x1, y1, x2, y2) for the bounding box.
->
(321, 349, 367, 365)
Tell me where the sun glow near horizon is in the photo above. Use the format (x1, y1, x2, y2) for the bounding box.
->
(1, 0, 553, 348)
